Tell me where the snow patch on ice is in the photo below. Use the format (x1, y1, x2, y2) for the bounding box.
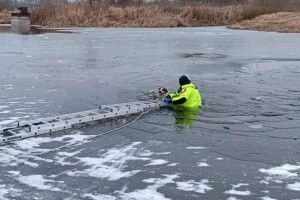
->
(224, 183, 251, 196)
(259, 164, 300, 178)
(176, 179, 213, 194)
(17, 175, 62, 191)
(0, 184, 21, 200)
(198, 162, 210, 167)
(186, 146, 206, 150)
(227, 197, 241, 200)
(261, 197, 277, 200)
(83, 193, 116, 200)
(154, 152, 170, 155)
(249, 124, 263, 129)
(286, 182, 300, 191)
(145, 159, 168, 166)
(119, 174, 178, 200)
(167, 163, 178, 167)
(68, 142, 151, 181)
(119, 174, 213, 199)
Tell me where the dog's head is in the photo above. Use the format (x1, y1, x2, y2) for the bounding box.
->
(157, 87, 168, 99)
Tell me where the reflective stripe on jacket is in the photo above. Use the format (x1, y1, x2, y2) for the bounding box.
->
(169, 83, 202, 108)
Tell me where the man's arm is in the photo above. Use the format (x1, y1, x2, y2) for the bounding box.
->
(172, 97, 187, 105)
(166, 93, 187, 105)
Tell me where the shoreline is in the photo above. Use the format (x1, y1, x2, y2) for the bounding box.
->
(1, 6, 300, 33)
(229, 12, 300, 33)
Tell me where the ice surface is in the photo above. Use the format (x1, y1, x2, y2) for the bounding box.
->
(224, 183, 251, 196)
(261, 197, 277, 200)
(197, 162, 210, 167)
(1, 27, 300, 199)
(145, 159, 169, 166)
(259, 164, 300, 178)
(286, 182, 300, 191)
(119, 175, 179, 200)
(83, 194, 116, 200)
(17, 175, 62, 191)
(186, 146, 206, 150)
(176, 179, 213, 194)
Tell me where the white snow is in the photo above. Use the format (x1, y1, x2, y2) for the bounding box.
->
(145, 159, 168, 166)
(259, 164, 300, 178)
(261, 197, 277, 200)
(0, 184, 21, 200)
(286, 182, 300, 191)
(119, 174, 178, 200)
(216, 157, 224, 160)
(68, 142, 150, 181)
(186, 146, 206, 150)
(83, 194, 116, 200)
(249, 124, 263, 129)
(224, 183, 251, 196)
(198, 162, 210, 167)
(227, 197, 240, 200)
(119, 174, 213, 199)
(0, 119, 16, 126)
(176, 179, 213, 194)
(17, 175, 62, 191)
(154, 152, 171, 155)
(0, 105, 9, 110)
(167, 163, 178, 167)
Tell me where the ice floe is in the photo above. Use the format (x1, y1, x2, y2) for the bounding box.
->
(224, 183, 251, 196)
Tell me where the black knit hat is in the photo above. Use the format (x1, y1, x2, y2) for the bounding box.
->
(179, 75, 191, 86)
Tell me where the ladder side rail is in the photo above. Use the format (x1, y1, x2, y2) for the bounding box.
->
(30, 121, 69, 133)
(0, 123, 73, 143)
(18, 109, 101, 126)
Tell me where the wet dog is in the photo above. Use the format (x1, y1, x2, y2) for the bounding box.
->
(142, 87, 168, 100)
(149, 87, 168, 100)
(157, 87, 168, 99)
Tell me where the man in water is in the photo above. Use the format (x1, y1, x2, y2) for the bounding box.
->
(164, 75, 202, 108)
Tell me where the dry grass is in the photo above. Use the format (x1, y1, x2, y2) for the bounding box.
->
(0, 10, 9, 24)
(30, 2, 279, 27)
(229, 12, 300, 33)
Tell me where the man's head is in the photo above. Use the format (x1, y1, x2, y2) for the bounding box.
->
(179, 75, 191, 86)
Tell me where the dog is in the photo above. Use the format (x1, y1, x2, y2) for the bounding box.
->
(148, 87, 168, 100)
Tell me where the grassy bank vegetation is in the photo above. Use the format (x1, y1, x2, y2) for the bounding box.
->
(0, 10, 9, 24)
(1, 0, 299, 30)
(30, 0, 297, 27)
(229, 12, 300, 33)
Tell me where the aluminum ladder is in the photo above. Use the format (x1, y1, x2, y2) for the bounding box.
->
(0, 100, 161, 144)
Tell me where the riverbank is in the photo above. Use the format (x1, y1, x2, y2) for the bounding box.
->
(1, 3, 298, 32)
(30, 3, 278, 27)
(229, 12, 300, 33)
(0, 10, 9, 24)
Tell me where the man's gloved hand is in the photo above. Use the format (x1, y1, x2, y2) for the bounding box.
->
(163, 97, 172, 103)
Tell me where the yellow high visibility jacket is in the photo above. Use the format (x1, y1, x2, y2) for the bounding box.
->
(169, 83, 202, 108)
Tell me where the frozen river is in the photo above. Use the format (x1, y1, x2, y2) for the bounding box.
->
(0, 27, 300, 199)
